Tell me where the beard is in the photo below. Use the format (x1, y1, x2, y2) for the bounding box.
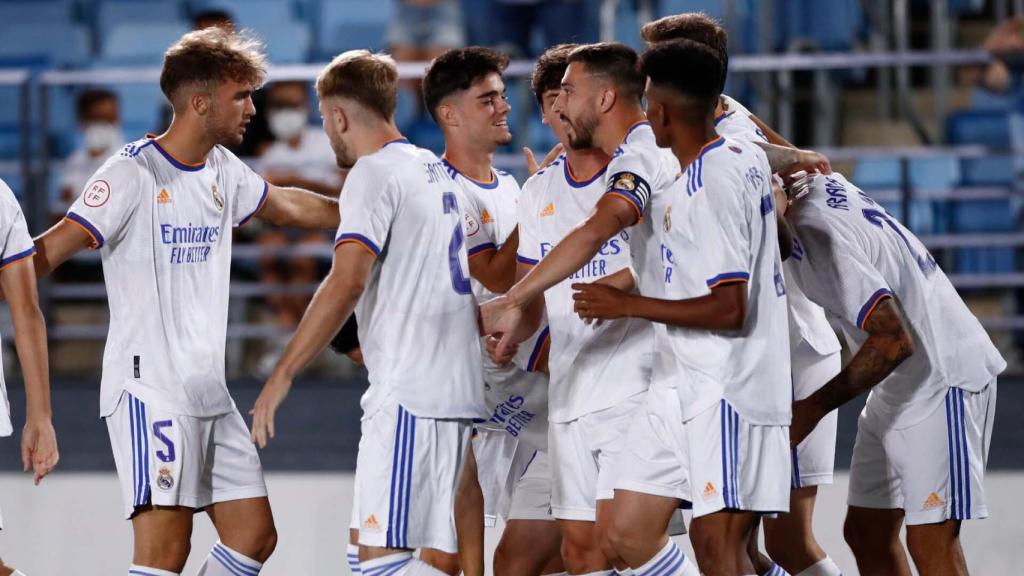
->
(204, 109, 245, 147)
(561, 110, 597, 150)
(328, 132, 356, 169)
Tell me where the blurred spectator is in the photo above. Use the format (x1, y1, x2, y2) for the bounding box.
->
(490, 0, 590, 58)
(193, 8, 235, 32)
(388, 0, 466, 62)
(979, 18, 1024, 170)
(260, 81, 343, 196)
(58, 89, 123, 217)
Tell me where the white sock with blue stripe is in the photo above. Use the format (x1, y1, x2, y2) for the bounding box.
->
(634, 540, 697, 576)
(129, 566, 179, 576)
(347, 544, 361, 575)
(615, 568, 635, 576)
(196, 541, 262, 576)
(572, 571, 615, 576)
(359, 552, 413, 576)
(795, 557, 841, 576)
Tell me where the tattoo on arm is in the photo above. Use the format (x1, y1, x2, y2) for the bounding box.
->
(755, 142, 799, 173)
(808, 298, 914, 413)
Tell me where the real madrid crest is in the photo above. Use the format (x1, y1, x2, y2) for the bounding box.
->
(663, 205, 672, 232)
(157, 466, 175, 490)
(211, 183, 224, 211)
(613, 173, 637, 192)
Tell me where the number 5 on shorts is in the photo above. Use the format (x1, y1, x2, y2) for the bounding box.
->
(153, 420, 176, 463)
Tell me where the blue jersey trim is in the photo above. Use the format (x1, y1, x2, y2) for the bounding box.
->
(237, 180, 269, 227)
(856, 288, 893, 329)
(65, 212, 106, 248)
(516, 254, 539, 266)
(468, 242, 497, 257)
(527, 326, 550, 372)
(442, 159, 499, 189)
(706, 271, 750, 288)
(336, 233, 382, 256)
(151, 140, 206, 172)
(563, 157, 608, 188)
(0, 245, 35, 269)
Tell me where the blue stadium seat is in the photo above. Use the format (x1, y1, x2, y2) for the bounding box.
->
(614, 0, 642, 50)
(100, 22, 190, 66)
(111, 83, 166, 137)
(407, 118, 444, 154)
(909, 156, 961, 190)
(317, 0, 394, 57)
(0, 23, 90, 68)
(969, 87, 1011, 111)
(0, 1, 73, 27)
(261, 20, 312, 64)
(97, 1, 184, 29)
(961, 156, 1015, 186)
(945, 110, 1012, 148)
(394, 85, 420, 133)
(852, 157, 900, 189)
(952, 199, 1016, 233)
(0, 86, 23, 159)
(194, 0, 296, 32)
(955, 247, 1015, 274)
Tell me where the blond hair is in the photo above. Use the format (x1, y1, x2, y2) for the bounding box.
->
(160, 27, 267, 108)
(316, 50, 398, 121)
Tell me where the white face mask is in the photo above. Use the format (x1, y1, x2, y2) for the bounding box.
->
(268, 108, 307, 141)
(83, 122, 123, 153)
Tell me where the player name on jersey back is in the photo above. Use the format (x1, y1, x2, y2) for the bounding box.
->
(336, 139, 486, 421)
(786, 173, 1005, 427)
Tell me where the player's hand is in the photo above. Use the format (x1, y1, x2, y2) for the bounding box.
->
(572, 283, 631, 322)
(485, 335, 519, 366)
(772, 175, 789, 217)
(789, 398, 825, 448)
(250, 375, 293, 449)
(523, 143, 564, 176)
(21, 415, 58, 485)
(778, 150, 831, 185)
(480, 294, 531, 358)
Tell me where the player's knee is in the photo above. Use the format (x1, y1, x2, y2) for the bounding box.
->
(255, 524, 278, 562)
(905, 522, 958, 563)
(606, 516, 640, 560)
(493, 542, 516, 576)
(842, 514, 871, 555)
(138, 537, 191, 570)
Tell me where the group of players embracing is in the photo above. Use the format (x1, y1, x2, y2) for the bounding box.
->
(0, 10, 1001, 576)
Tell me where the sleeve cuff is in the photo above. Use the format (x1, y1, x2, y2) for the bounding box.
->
(468, 242, 497, 258)
(65, 212, 105, 248)
(856, 288, 893, 329)
(527, 327, 551, 372)
(237, 180, 269, 227)
(0, 246, 36, 270)
(605, 190, 644, 225)
(335, 233, 382, 256)
(706, 271, 750, 288)
(516, 254, 539, 266)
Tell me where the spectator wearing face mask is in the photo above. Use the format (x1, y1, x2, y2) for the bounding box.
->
(58, 89, 124, 217)
(259, 81, 343, 196)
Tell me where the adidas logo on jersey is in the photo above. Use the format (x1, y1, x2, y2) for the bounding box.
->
(157, 188, 172, 204)
(540, 203, 555, 217)
(480, 209, 494, 224)
(702, 482, 718, 499)
(924, 492, 945, 510)
(363, 514, 380, 531)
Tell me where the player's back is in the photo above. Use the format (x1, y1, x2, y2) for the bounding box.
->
(787, 173, 1005, 426)
(662, 137, 791, 425)
(340, 139, 485, 420)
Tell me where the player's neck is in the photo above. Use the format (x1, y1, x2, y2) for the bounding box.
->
(596, 106, 647, 156)
(565, 148, 609, 180)
(156, 120, 215, 165)
(671, 123, 720, 170)
(352, 121, 404, 160)
(442, 145, 494, 184)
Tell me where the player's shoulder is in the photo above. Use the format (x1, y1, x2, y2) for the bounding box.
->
(719, 94, 753, 118)
(523, 153, 564, 191)
(91, 138, 152, 182)
(495, 168, 520, 190)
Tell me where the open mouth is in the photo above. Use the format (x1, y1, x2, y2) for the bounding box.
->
(493, 120, 509, 128)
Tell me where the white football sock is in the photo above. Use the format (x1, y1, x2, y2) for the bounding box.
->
(635, 540, 695, 576)
(795, 557, 842, 576)
(402, 558, 451, 576)
(359, 551, 413, 576)
(196, 541, 263, 575)
(347, 544, 361, 575)
(129, 566, 179, 576)
(765, 562, 792, 575)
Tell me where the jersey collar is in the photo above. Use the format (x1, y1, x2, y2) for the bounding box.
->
(442, 158, 498, 189)
(151, 139, 206, 172)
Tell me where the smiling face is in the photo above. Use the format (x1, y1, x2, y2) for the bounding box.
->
(552, 62, 600, 150)
(203, 78, 257, 147)
(447, 71, 512, 151)
(540, 88, 570, 148)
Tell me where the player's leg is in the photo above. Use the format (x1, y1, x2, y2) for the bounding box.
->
(607, 490, 683, 568)
(549, 415, 609, 575)
(349, 529, 362, 575)
(132, 506, 196, 573)
(453, 443, 485, 576)
(763, 488, 829, 574)
(905, 521, 967, 575)
(843, 507, 911, 576)
(494, 451, 563, 576)
(689, 511, 758, 576)
(745, 522, 780, 575)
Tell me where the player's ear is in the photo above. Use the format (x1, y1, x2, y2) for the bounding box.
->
(333, 104, 349, 134)
(437, 102, 458, 128)
(597, 86, 616, 114)
(190, 91, 211, 116)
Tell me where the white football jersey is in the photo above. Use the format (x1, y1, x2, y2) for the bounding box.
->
(66, 138, 267, 418)
(654, 137, 792, 425)
(786, 173, 1005, 428)
(336, 139, 486, 420)
(715, 94, 841, 358)
(0, 179, 36, 436)
(517, 150, 652, 423)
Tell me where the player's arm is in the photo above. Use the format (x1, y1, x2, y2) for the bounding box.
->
(33, 219, 95, 278)
(481, 195, 634, 351)
(791, 297, 913, 446)
(250, 242, 375, 448)
(749, 114, 795, 148)
(754, 142, 831, 182)
(255, 184, 340, 230)
(572, 280, 746, 331)
(469, 227, 519, 293)
(1, 255, 58, 484)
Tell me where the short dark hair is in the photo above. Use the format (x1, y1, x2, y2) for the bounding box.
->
(640, 13, 728, 92)
(76, 88, 117, 120)
(567, 43, 644, 104)
(423, 47, 510, 122)
(640, 39, 723, 115)
(531, 44, 576, 106)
